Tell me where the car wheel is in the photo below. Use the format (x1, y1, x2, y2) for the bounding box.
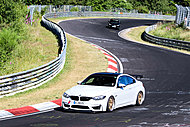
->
(107, 96, 115, 112)
(136, 92, 143, 106)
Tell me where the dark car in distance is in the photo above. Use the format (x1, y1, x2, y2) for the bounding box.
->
(107, 19, 120, 29)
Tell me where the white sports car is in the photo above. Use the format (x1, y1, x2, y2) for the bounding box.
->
(62, 72, 145, 112)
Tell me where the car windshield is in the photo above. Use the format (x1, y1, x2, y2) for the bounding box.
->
(109, 19, 119, 24)
(81, 74, 117, 87)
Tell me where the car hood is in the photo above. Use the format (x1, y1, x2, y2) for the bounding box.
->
(66, 85, 114, 97)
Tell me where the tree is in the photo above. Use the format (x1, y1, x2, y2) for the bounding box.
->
(127, 0, 176, 14)
(174, 0, 190, 6)
(0, 0, 27, 24)
(112, 0, 133, 10)
(86, 0, 133, 11)
(86, 0, 107, 11)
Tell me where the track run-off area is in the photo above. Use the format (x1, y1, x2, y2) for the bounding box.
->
(1, 18, 190, 127)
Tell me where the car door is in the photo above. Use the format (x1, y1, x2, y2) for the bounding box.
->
(125, 76, 137, 103)
(114, 76, 136, 107)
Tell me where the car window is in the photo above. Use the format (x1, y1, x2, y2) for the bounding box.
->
(109, 19, 120, 24)
(118, 76, 135, 87)
(85, 77, 95, 84)
(81, 75, 117, 87)
(118, 76, 127, 85)
(126, 76, 135, 84)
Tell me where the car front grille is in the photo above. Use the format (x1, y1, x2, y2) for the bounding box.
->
(70, 96, 79, 101)
(70, 96, 92, 101)
(71, 105, 89, 109)
(80, 97, 92, 101)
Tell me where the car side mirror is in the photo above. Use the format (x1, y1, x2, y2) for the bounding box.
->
(118, 83, 126, 87)
(77, 81, 82, 85)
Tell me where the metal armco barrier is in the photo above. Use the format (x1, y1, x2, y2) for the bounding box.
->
(45, 11, 175, 20)
(143, 25, 190, 51)
(46, 12, 175, 20)
(0, 11, 175, 98)
(0, 16, 67, 98)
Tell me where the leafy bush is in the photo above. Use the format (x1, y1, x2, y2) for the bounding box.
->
(41, 6, 48, 16)
(150, 22, 190, 41)
(0, 28, 19, 67)
(0, 0, 28, 40)
(0, 0, 27, 25)
(0, 0, 28, 69)
(136, 6, 149, 13)
(70, 7, 79, 12)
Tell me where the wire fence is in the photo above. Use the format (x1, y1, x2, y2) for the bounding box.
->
(30, 5, 175, 23)
(44, 11, 175, 20)
(175, 4, 190, 27)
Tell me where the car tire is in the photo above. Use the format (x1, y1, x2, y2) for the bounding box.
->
(136, 92, 143, 106)
(106, 96, 115, 112)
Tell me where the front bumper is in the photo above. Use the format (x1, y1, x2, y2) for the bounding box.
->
(108, 24, 120, 28)
(62, 97, 107, 112)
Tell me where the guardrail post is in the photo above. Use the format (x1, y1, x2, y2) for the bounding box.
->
(29, 6, 35, 26)
(186, 7, 190, 27)
(175, 4, 190, 28)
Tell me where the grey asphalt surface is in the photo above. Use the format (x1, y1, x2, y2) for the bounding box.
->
(1, 18, 190, 127)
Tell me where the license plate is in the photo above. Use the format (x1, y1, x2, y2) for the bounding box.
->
(74, 101, 84, 104)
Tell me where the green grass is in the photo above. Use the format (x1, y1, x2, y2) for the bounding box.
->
(125, 26, 190, 55)
(150, 22, 190, 42)
(0, 22, 58, 76)
(0, 18, 107, 110)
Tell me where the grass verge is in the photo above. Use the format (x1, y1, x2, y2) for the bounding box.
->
(0, 23, 58, 76)
(125, 26, 190, 55)
(150, 22, 190, 42)
(0, 19, 107, 110)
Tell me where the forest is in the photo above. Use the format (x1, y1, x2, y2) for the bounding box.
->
(22, 0, 190, 14)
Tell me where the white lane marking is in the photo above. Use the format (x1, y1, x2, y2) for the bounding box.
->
(75, 35, 117, 42)
(76, 19, 102, 25)
(120, 58, 129, 62)
(147, 91, 190, 95)
(140, 77, 155, 81)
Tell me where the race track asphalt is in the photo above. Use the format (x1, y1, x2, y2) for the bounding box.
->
(1, 18, 190, 127)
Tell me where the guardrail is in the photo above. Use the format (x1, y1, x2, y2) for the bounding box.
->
(143, 25, 190, 51)
(45, 11, 175, 20)
(0, 16, 67, 98)
(0, 11, 176, 98)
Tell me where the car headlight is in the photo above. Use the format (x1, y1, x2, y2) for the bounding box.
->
(93, 95, 106, 100)
(63, 92, 70, 98)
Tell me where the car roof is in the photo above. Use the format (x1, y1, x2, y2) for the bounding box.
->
(88, 72, 141, 80)
(91, 72, 121, 76)
(110, 18, 119, 21)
